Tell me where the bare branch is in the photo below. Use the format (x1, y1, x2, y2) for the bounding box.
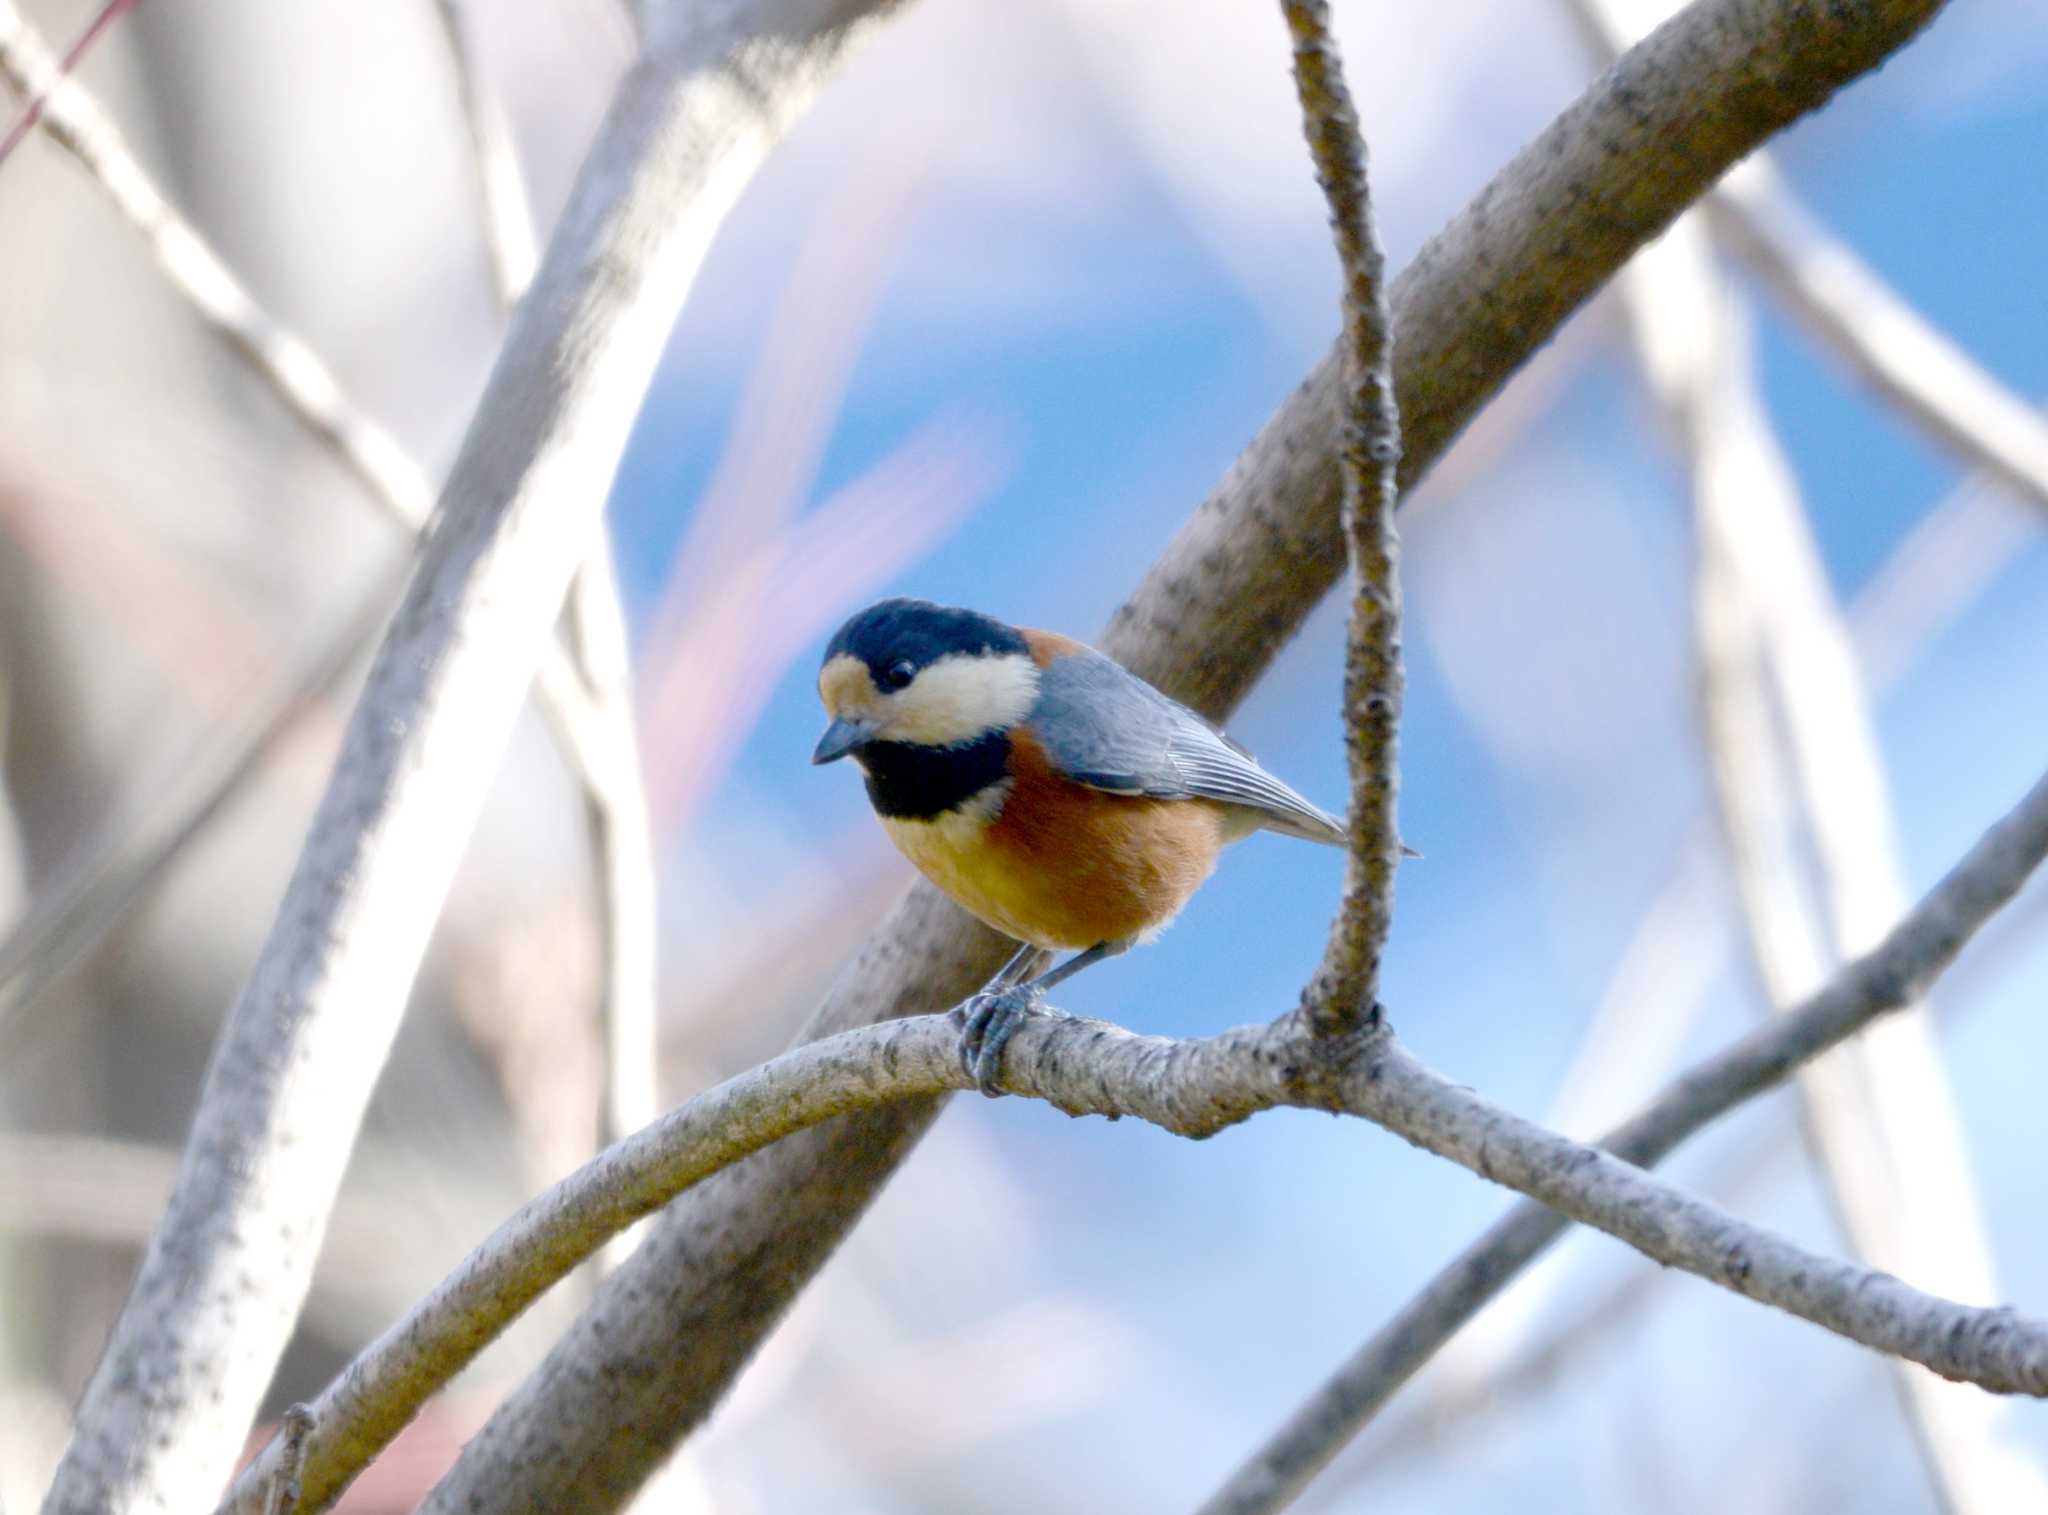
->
(422, 2, 1958, 1506)
(546, 535, 662, 1157)
(1710, 162, 2048, 519)
(1277, 0, 1404, 1034)
(431, 0, 539, 307)
(225, 758, 2048, 1515)
(1196, 751, 2048, 1515)
(0, 582, 397, 1044)
(0, 0, 653, 1089)
(257, 1406, 312, 1515)
(1637, 211, 2033, 1511)
(0, 0, 132, 164)
(1438, 414, 2045, 1418)
(423, 0, 662, 1174)
(0, 0, 435, 522)
(39, 4, 903, 1509)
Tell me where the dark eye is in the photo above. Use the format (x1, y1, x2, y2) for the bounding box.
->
(881, 659, 916, 691)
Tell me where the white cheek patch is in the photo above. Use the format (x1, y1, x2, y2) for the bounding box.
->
(887, 652, 1039, 746)
(819, 653, 880, 720)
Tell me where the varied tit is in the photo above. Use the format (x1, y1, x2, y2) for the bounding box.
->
(813, 597, 1347, 1095)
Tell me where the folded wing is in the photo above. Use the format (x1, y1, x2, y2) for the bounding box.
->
(1028, 648, 1345, 847)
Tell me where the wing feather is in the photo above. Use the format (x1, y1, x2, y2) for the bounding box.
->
(1027, 648, 1344, 846)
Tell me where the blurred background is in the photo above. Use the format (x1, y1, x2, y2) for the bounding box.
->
(1, 0, 2046, 1509)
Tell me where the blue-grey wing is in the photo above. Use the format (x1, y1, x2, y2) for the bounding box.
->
(1027, 649, 1344, 846)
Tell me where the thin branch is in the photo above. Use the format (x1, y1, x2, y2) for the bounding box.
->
(1199, 756, 2048, 1513)
(0, 0, 133, 165)
(1559, 0, 2048, 525)
(546, 534, 661, 1157)
(0, 580, 401, 1044)
(0, 0, 434, 522)
(1640, 218, 2029, 1511)
(258, 1406, 313, 1515)
(424, 3, 1959, 1506)
(224, 758, 2048, 1515)
(1435, 416, 2046, 1408)
(1278, 0, 1404, 1035)
(1231, 3, 2041, 1501)
(0, 0, 646, 1055)
(40, 4, 903, 1510)
(431, 0, 539, 306)
(1711, 161, 2048, 520)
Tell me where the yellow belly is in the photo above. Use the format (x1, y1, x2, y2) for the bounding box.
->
(881, 779, 1225, 951)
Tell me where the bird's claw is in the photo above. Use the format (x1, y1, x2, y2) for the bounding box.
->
(954, 983, 1050, 1097)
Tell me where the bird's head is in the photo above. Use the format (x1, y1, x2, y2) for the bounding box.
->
(813, 598, 1039, 764)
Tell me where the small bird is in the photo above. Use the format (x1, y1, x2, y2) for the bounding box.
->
(813, 597, 1347, 1094)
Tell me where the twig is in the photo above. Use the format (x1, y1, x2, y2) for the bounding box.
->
(40, 4, 903, 1510)
(1196, 757, 2048, 1514)
(1277, 0, 1403, 1035)
(0, 0, 133, 165)
(431, 0, 538, 306)
(221, 756, 2048, 1515)
(423, 3, 1959, 1507)
(546, 536, 661, 1156)
(259, 1405, 313, 1515)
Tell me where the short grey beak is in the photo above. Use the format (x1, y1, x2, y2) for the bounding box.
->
(812, 715, 879, 765)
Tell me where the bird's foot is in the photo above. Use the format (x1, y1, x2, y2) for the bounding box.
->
(953, 983, 1055, 1098)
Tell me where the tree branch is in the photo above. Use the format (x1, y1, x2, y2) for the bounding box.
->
(418, 2, 1956, 1507)
(225, 756, 2048, 1514)
(1196, 754, 2048, 1514)
(423, 6, 663, 1178)
(1635, 203, 2032, 1510)
(38, 5, 902, 1510)
(1710, 161, 2048, 520)
(0, 0, 653, 1126)
(1278, 0, 1405, 1035)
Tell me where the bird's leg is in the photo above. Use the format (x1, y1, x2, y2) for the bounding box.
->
(956, 938, 1131, 1097)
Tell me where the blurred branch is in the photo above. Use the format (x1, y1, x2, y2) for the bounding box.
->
(0, 0, 649, 1064)
(1197, 758, 2048, 1515)
(431, 0, 539, 305)
(1278, 0, 1404, 1035)
(1630, 209, 2032, 1510)
(0, 0, 132, 164)
(0, 1133, 499, 1317)
(1563, 1, 2034, 1505)
(0, 582, 397, 1042)
(1439, 414, 2046, 1411)
(423, 2, 1959, 1507)
(227, 757, 2048, 1515)
(424, 6, 662, 1171)
(0, 0, 433, 521)
(550, 542, 661, 1161)
(40, 3, 904, 1510)
(1324, 1118, 1790, 1494)
(1710, 162, 2048, 519)
(1563, 0, 2048, 524)
(1330, 0, 2048, 1480)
